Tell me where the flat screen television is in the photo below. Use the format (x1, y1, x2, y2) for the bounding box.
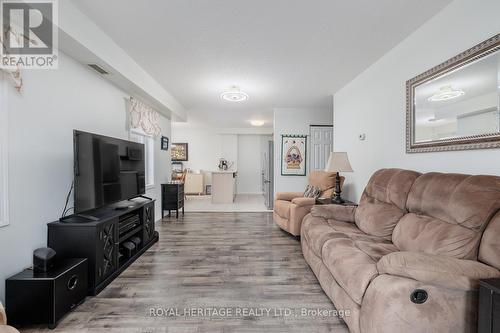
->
(73, 130, 146, 213)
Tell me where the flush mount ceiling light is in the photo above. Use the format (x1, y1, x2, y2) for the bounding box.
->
(428, 85, 465, 102)
(250, 120, 265, 127)
(220, 86, 249, 102)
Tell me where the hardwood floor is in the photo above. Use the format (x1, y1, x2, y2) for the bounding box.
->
(24, 212, 348, 333)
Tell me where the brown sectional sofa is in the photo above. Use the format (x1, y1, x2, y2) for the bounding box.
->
(301, 168, 500, 333)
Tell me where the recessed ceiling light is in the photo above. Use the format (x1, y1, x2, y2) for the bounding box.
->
(428, 85, 465, 102)
(220, 86, 249, 102)
(250, 120, 265, 127)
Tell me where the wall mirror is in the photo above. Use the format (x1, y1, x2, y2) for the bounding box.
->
(406, 34, 500, 153)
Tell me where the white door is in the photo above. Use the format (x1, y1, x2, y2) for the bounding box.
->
(310, 125, 333, 171)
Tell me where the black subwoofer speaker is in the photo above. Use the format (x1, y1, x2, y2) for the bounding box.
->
(6, 258, 88, 329)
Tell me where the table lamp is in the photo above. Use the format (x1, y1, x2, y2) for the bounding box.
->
(325, 152, 353, 204)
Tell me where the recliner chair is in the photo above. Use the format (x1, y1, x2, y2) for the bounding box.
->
(274, 171, 343, 236)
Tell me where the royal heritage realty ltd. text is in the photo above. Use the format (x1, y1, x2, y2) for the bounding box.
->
(149, 307, 351, 318)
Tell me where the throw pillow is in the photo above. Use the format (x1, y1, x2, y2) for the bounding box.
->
(303, 184, 312, 197)
(304, 185, 322, 199)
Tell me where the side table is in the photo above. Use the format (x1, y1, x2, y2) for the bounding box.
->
(479, 278, 500, 333)
(315, 198, 358, 207)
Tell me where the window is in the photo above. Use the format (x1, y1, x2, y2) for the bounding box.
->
(0, 73, 8, 227)
(130, 128, 155, 188)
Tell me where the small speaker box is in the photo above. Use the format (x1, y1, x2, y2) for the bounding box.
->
(33, 247, 57, 273)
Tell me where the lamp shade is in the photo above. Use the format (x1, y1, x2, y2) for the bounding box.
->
(325, 152, 353, 172)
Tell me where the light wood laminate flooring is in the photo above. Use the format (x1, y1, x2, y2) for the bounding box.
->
(23, 212, 348, 333)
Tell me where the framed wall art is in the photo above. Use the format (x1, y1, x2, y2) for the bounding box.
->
(161, 136, 169, 151)
(171, 143, 188, 161)
(281, 135, 307, 176)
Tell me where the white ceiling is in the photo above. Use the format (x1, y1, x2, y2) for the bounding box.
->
(70, 0, 451, 128)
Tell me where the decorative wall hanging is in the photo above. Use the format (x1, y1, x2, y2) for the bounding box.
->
(281, 135, 307, 176)
(129, 97, 161, 137)
(171, 143, 189, 161)
(161, 136, 169, 151)
(0, 33, 23, 92)
(172, 162, 183, 172)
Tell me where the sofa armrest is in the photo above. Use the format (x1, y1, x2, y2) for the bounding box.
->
(310, 204, 357, 223)
(0, 302, 6, 325)
(377, 251, 500, 291)
(275, 192, 304, 201)
(291, 197, 316, 207)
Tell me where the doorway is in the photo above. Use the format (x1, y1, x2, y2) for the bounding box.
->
(310, 125, 333, 171)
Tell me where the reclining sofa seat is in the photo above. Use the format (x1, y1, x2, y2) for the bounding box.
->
(301, 168, 500, 333)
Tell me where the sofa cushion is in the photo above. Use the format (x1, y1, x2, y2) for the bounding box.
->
(311, 204, 357, 223)
(393, 173, 500, 259)
(301, 215, 390, 258)
(355, 169, 421, 239)
(274, 199, 291, 219)
(393, 213, 481, 259)
(301, 234, 362, 333)
(354, 240, 398, 262)
(322, 238, 397, 305)
(301, 215, 347, 258)
(326, 219, 392, 243)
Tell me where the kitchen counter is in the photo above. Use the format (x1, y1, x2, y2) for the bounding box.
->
(211, 171, 237, 203)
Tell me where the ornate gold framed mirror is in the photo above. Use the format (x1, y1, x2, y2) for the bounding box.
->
(406, 34, 500, 153)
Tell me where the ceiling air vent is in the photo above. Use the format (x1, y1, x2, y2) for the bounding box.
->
(87, 64, 109, 75)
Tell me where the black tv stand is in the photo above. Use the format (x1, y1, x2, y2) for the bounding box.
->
(59, 213, 100, 223)
(48, 200, 157, 295)
(130, 195, 153, 201)
(114, 205, 133, 211)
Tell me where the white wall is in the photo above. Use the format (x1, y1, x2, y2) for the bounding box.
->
(171, 124, 273, 193)
(273, 108, 333, 194)
(333, 0, 500, 202)
(59, 0, 186, 120)
(220, 134, 238, 171)
(170, 125, 237, 186)
(237, 134, 273, 194)
(0, 52, 171, 302)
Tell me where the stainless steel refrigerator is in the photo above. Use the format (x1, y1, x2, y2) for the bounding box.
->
(262, 141, 274, 210)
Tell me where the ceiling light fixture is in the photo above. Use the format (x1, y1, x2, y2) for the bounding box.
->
(428, 85, 465, 102)
(250, 120, 265, 127)
(220, 86, 249, 102)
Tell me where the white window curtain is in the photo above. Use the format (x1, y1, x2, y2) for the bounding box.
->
(130, 128, 155, 188)
(128, 97, 161, 137)
(0, 34, 22, 92)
